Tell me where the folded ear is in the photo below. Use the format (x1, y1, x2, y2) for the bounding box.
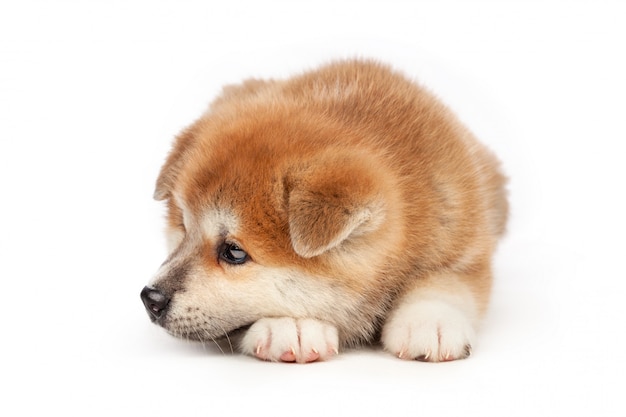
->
(286, 153, 387, 258)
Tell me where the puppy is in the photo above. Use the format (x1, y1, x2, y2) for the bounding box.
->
(141, 60, 508, 363)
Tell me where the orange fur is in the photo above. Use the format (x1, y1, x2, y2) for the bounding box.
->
(144, 59, 508, 363)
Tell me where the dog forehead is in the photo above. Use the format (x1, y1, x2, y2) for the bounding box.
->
(171, 186, 240, 234)
(200, 207, 240, 237)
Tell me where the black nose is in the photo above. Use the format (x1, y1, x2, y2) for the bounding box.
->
(140, 286, 170, 320)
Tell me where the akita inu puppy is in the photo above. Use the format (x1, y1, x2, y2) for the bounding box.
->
(141, 60, 508, 363)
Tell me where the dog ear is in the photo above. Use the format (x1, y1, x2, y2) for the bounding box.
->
(286, 153, 388, 258)
(154, 126, 198, 200)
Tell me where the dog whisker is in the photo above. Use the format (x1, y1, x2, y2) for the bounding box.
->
(200, 328, 224, 355)
(216, 322, 235, 354)
(194, 329, 208, 351)
(194, 329, 224, 355)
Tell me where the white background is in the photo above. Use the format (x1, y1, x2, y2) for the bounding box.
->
(1, 0, 625, 415)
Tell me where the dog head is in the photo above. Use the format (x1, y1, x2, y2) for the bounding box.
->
(140, 107, 403, 345)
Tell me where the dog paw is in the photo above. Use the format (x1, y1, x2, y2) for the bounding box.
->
(240, 318, 339, 363)
(381, 300, 475, 362)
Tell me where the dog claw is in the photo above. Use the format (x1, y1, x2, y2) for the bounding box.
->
(280, 348, 297, 362)
(243, 318, 340, 363)
(305, 349, 321, 363)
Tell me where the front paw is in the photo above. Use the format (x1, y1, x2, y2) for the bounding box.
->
(382, 300, 475, 362)
(240, 318, 339, 363)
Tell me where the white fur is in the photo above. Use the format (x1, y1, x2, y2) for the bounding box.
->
(201, 207, 239, 239)
(381, 283, 477, 362)
(165, 228, 185, 254)
(241, 317, 339, 363)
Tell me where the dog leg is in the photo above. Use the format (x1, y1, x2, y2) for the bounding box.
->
(240, 317, 339, 363)
(381, 267, 489, 362)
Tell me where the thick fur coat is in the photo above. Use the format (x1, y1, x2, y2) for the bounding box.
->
(141, 60, 508, 363)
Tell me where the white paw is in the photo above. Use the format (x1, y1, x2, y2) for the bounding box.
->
(240, 318, 339, 363)
(382, 300, 475, 362)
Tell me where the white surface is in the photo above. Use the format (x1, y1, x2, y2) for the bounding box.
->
(1, 1, 625, 415)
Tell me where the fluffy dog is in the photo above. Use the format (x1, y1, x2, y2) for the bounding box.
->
(140, 60, 508, 363)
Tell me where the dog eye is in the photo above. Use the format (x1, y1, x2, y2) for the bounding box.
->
(220, 242, 249, 265)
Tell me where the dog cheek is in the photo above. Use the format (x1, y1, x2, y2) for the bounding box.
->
(165, 228, 185, 254)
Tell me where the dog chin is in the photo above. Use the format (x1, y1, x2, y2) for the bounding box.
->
(161, 319, 252, 343)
